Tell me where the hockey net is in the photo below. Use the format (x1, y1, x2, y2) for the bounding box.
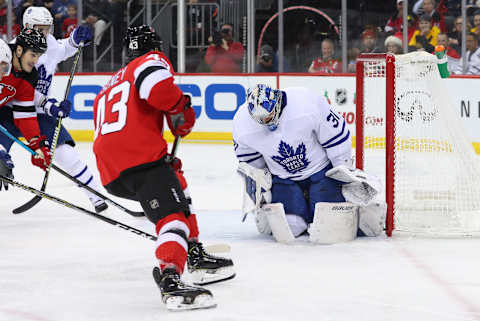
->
(356, 52, 480, 237)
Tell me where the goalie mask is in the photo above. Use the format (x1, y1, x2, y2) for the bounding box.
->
(247, 84, 284, 131)
(124, 25, 163, 60)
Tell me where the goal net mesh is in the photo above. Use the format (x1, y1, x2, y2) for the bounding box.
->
(358, 51, 480, 236)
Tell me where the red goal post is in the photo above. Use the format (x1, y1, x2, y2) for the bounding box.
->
(356, 53, 395, 236)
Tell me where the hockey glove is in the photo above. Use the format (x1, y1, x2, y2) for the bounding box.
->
(71, 25, 93, 47)
(42, 98, 72, 118)
(0, 146, 14, 190)
(166, 95, 196, 138)
(167, 154, 183, 172)
(28, 136, 52, 171)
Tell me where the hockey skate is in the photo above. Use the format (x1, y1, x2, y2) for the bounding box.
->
(152, 267, 216, 311)
(187, 241, 236, 285)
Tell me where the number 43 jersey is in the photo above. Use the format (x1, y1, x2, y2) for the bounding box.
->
(93, 51, 183, 186)
(233, 87, 352, 181)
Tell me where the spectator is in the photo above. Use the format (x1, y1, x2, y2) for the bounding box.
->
(52, 0, 76, 38)
(62, 4, 77, 37)
(0, 0, 6, 25)
(448, 16, 471, 53)
(385, 34, 403, 54)
(204, 23, 244, 72)
(308, 38, 341, 73)
(15, 0, 33, 27)
(467, 0, 480, 15)
(84, 13, 107, 46)
(360, 28, 380, 54)
(385, 0, 406, 34)
(444, 0, 461, 17)
(0, 10, 21, 41)
(409, 14, 440, 53)
(255, 44, 276, 72)
(52, 0, 76, 21)
(287, 18, 321, 72)
(454, 32, 480, 74)
(347, 47, 360, 73)
(437, 32, 460, 73)
(43, 0, 54, 12)
(471, 12, 480, 37)
(413, 0, 446, 31)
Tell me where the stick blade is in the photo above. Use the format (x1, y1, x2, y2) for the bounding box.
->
(204, 243, 231, 253)
(12, 196, 42, 214)
(125, 209, 145, 217)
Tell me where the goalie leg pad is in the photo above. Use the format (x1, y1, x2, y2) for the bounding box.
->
(308, 202, 358, 244)
(238, 162, 272, 215)
(255, 210, 272, 235)
(261, 203, 295, 244)
(358, 201, 387, 237)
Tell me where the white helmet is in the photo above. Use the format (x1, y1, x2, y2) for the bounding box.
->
(0, 39, 12, 76)
(23, 6, 53, 29)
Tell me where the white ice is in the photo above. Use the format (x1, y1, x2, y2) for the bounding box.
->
(1, 142, 480, 321)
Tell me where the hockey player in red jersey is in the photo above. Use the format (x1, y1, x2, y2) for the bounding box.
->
(0, 29, 51, 172)
(93, 25, 234, 311)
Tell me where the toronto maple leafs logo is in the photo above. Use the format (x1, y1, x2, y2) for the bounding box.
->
(37, 65, 52, 96)
(271, 141, 310, 174)
(0, 83, 16, 106)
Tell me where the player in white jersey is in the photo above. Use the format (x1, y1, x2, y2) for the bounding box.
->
(0, 7, 107, 213)
(233, 84, 385, 243)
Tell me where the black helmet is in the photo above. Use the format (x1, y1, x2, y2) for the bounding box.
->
(16, 27, 47, 54)
(124, 25, 163, 60)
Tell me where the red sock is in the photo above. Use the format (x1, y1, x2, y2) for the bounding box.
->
(155, 212, 190, 274)
(187, 213, 199, 240)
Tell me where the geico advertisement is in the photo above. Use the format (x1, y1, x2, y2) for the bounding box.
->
(50, 74, 276, 133)
(49, 74, 480, 143)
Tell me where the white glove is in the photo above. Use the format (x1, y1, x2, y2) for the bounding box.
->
(326, 165, 382, 206)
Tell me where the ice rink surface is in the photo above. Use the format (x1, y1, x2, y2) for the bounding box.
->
(1, 142, 480, 321)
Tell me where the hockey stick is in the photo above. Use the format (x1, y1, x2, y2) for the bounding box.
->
(0, 175, 231, 253)
(0, 124, 144, 217)
(14, 42, 85, 214)
(166, 135, 180, 163)
(0, 175, 155, 240)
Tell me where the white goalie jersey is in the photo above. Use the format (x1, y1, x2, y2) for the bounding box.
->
(233, 87, 352, 181)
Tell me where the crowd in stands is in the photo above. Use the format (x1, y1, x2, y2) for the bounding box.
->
(0, 0, 125, 71)
(186, 0, 480, 74)
(1, 0, 480, 74)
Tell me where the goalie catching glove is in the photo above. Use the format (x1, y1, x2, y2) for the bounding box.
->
(28, 135, 52, 170)
(166, 94, 195, 137)
(325, 165, 381, 207)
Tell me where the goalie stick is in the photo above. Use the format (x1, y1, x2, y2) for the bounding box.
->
(0, 175, 230, 253)
(14, 42, 84, 214)
(0, 124, 144, 217)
